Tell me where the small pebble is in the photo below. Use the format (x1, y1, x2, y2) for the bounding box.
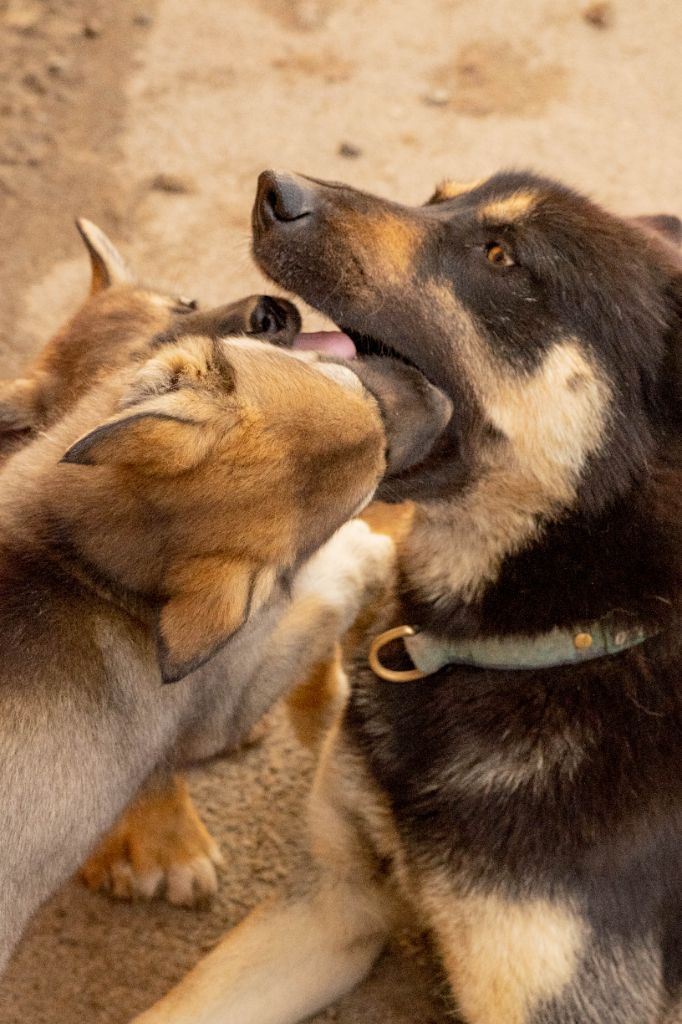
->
(422, 88, 451, 107)
(82, 18, 102, 38)
(22, 72, 46, 95)
(338, 141, 362, 159)
(149, 172, 194, 195)
(582, 2, 613, 28)
(47, 55, 67, 76)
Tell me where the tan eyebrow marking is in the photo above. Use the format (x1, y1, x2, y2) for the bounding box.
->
(431, 178, 485, 202)
(478, 191, 538, 223)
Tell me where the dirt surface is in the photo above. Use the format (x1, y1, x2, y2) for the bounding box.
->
(1, 0, 682, 1021)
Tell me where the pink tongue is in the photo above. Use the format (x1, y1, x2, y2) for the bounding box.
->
(292, 331, 356, 359)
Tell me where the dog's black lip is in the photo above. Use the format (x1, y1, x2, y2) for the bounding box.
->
(342, 327, 418, 369)
(339, 326, 442, 388)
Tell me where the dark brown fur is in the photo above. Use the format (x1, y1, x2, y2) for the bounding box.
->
(129, 171, 682, 1024)
(255, 170, 682, 1024)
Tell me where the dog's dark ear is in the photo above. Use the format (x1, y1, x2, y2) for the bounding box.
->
(660, 272, 682, 429)
(631, 214, 682, 248)
(61, 410, 210, 473)
(76, 218, 133, 294)
(157, 559, 276, 682)
(0, 378, 40, 433)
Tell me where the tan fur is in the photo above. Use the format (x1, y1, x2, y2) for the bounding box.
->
(285, 649, 347, 750)
(346, 210, 424, 283)
(80, 775, 223, 906)
(479, 190, 538, 222)
(421, 882, 586, 1024)
(404, 286, 610, 603)
(284, 501, 413, 747)
(431, 178, 483, 201)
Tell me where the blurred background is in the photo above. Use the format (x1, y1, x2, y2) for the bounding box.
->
(0, 1, 681, 1021)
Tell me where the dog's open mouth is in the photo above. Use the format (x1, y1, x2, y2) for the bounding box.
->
(292, 327, 419, 372)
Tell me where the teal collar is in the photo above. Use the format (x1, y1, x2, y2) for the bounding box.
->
(368, 620, 657, 682)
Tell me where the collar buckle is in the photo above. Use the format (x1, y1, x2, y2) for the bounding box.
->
(368, 625, 428, 683)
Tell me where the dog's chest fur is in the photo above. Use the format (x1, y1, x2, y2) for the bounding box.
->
(342, 631, 682, 970)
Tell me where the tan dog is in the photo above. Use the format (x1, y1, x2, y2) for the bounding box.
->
(0, 224, 309, 908)
(0, 224, 452, 975)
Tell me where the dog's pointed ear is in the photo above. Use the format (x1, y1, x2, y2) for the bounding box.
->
(158, 559, 277, 682)
(62, 338, 237, 471)
(76, 218, 134, 293)
(0, 378, 41, 433)
(631, 214, 682, 248)
(61, 410, 210, 473)
(663, 272, 682, 426)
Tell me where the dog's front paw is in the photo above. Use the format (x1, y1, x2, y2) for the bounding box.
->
(295, 519, 394, 630)
(80, 775, 222, 908)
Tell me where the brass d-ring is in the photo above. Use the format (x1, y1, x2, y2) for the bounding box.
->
(368, 625, 428, 683)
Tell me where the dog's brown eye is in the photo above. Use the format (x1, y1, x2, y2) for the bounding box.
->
(485, 243, 514, 267)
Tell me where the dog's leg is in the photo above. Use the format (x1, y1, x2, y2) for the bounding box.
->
(285, 645, 348, 750)
(284, 504, 410, 752)
(131, 872, 392, 1024)
(420, 883, 584, 1024)
(80, 772, 222, 907)
(230, 518, 394, 744)
(131, 729, 399, 1024)
(423, 881, 663, 1024)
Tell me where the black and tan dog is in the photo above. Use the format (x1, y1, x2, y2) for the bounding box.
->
(132, 170, 682, 1024)
(0, 222, 451, 974)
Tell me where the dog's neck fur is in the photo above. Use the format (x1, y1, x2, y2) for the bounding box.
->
(399, 441, 682, 642)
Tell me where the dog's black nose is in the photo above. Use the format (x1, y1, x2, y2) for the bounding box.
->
(256, 171, 315, 226)
(248, 295, 301, 342)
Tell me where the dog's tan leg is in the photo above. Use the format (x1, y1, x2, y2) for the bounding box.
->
(132, 872, 391, 1024)
(131, 732, 399, 1024)
(285, 644, 348, 750)
(285, 507, 410, 752)
(421, 880, 586, 1024)
(80, 773, 222, 907)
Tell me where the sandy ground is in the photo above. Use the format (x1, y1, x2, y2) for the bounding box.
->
(2, 0, 682, 1021)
